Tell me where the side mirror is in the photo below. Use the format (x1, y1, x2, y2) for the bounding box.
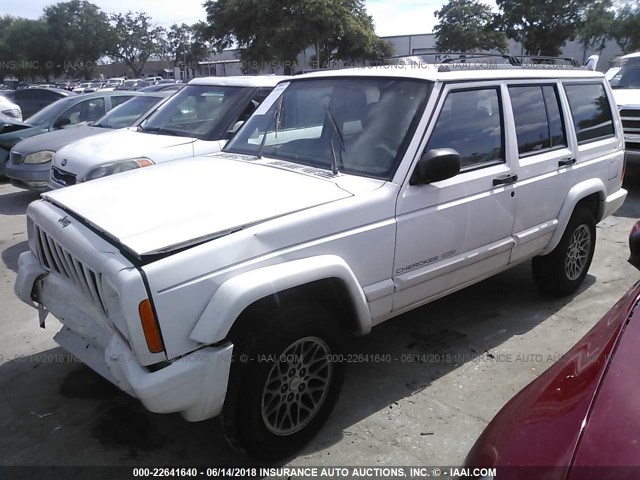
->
(224, 120, 244, 140)
(628, 221, 640, 270)
(230, 120, 244, 134)
(411, 148, 461, 185)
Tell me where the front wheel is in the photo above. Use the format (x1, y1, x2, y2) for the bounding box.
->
(532, 207, 596, 297)
(222, 303, 345, 460)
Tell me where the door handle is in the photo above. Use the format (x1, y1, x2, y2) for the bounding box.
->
(493, 173, 518, 186)
(558, 158, 576, 167)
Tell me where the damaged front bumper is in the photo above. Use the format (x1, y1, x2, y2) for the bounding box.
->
(15, 250, 233, 422)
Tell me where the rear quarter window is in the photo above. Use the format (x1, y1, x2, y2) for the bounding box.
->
(564, 82, 615, 144)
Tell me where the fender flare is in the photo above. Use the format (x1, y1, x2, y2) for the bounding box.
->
(541, 178, 606, 256)
(189, 255, 372, 345)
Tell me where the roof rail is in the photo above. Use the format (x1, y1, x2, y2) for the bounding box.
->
(386, 52, 520, 66)
(383, 52, 586, 71)
(514, 55, 581, 68)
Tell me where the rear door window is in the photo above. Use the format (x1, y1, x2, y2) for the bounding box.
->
(509, 85, 567, 156)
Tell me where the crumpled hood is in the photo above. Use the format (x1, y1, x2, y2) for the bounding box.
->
(0, 116, 33, 136)
(42, 154, 352, 257)
(12, 126, 109, 154)
(611, 88, 640, 108)
(52, 128, 199, 176)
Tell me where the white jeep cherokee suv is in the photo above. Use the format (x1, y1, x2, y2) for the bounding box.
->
(16, 65, 627, 459)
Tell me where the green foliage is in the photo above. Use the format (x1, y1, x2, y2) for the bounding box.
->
(434, 0, 507, 52)
(201, 0, 389, 72)
(0, 17, 50, 81)
(578, 0, 614, 55)
(43, 0, 113, 78)
(108, 11, 164, 78)
(497, 0, 592, 56)
(164, 23, 210, 68)
(611, 2, 640, 53)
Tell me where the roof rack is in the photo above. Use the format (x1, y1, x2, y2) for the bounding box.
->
(514, 55, 581, 68)
(386, 52, 519, 66)
(382, 52, 585, 71)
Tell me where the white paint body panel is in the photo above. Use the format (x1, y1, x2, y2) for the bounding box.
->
(15, 68, 628, 423)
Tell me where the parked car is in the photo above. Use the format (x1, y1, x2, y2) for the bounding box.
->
(115, 79, 150, 91)
(0, 94, 22, 121)
(138, 83, 184, 93)
(72, 82, 93, 94)
(15, 63, 626, 460)
(6, 92, 171, 191)
(146, 76, 164, 84)
(607, 51, 640, 164)
(0, 91, 141, 177)
(49, 75, 287, 187)
(98, 78, 126, 92)
(0, 87, 74, 119)
(465, 221, 640, 480)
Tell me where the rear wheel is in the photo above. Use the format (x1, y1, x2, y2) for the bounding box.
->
(532, 207, 596, 297)
(222, 303, 345, 460)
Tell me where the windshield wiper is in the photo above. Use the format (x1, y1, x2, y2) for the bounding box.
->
(324, 106, 345, 175)
(257, 94, 284, 159)
(139, 125, 181, 136)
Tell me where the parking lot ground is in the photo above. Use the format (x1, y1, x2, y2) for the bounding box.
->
(1, 174, 639, 472)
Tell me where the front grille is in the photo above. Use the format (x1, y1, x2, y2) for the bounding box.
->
(51, 166, 77, 186)
(620, 108, 640, 135)
(10, 151, 23, 163)
(34, 225, 107, 314)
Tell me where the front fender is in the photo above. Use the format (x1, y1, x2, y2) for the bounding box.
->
(540, 178, 606, 256)
(189, 255, 372, 345)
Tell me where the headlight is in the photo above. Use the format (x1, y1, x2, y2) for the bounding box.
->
(23, 151, 55, 164)
(83, 157, 154, 181)
(1, 108, 21, 119)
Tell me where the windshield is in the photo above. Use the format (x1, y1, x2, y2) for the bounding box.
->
(610, 59, 640, 89)
(140, 84, 247, 140)
(225, 78, 432, 180)
(94, 95, 163, 129)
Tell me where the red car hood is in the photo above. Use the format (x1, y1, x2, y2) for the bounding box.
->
(568, 287, 640, 480)
(466, 282, 640, 480)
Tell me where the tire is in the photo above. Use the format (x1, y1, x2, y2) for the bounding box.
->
(532, 207, 596, 297)
(222, 303, 345, 460)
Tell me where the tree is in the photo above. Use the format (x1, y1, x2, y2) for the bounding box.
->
(577, 0, 614, 61)
(434, 0, 507, 52)
(610, 2, 640, 54)
(108, 12, 164, 78)
(164, 23, 210, 71)
(497, 0, 592, 56)
(201, 0, 390, 72)
(3, 18, 51, 81)
(43, 1, 113, 78)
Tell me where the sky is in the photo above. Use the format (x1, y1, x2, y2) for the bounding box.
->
(0, 0, 497, 38)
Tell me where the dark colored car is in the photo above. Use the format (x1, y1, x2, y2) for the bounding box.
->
(465, 221, 640, 480)
(6, 92, 172, 191)
(0, 91, 142, 177)
(0, 87, 74, 119)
